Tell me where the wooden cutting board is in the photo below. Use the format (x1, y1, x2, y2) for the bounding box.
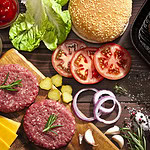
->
(0, 49, 119, 150)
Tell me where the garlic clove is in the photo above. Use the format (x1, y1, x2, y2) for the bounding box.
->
(79, 134, 83, 144)
(104, 126, 120, 135)
(112, 135, 124, 149)
(84, 129, 96, 146)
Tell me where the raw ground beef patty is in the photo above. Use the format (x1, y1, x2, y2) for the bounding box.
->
(23, 99, 76, 150)
(0, 64, 39, 113)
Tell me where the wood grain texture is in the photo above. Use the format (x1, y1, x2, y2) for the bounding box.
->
(0, 49, 118, 150)
(0, 0, 150, 149)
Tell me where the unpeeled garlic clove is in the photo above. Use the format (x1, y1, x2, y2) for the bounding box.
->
(112, 135, 124, 149)
(104, 126, 120, 135)
(84, 129, 96, 146)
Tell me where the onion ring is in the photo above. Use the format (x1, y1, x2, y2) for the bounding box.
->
(94, 96, 122, 124)
(93, 90, 116, 114)
(72, 88, 98, 122)
(73, 88, 122, 124)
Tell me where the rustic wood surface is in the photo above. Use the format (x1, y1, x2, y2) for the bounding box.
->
(0, 0, 150, 149)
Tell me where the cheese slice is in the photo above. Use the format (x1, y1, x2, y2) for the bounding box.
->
(0, 138, 10, 150)
(0, 122, 17, 146)
(0, 115, 21, 133)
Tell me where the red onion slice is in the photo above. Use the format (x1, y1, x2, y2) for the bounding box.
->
(94, 96, 122, 124)
(93, 90, 116, 104)
(93, 90, 116, 114)
(73, 88, 98, 122)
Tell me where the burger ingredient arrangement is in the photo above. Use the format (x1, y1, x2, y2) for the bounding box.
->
(0, 64, 76, 150)
(52, 40, 131, 84)
(2, 0, 147, 149)
(0, 61, 120, 149)
(9, 0, 71, 51)
(9, 0, 132, 52)
(39, 75, 122, 125)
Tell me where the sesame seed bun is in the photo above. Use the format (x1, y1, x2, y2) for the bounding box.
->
(69, 0, 132, 43)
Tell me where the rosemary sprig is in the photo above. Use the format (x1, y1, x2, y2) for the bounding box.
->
(43, 114, 63, 135)
(121, 127, 146, 150)
(0, 72, 22, 91)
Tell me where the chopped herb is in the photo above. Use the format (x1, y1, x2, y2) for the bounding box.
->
(0, 72, 22, 91)
(114, 84, 127, 95)
(43, 114, 63, 135)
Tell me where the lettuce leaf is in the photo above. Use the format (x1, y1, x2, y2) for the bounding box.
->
(43, 0, 71, 45)
(9, 0, 71, 52)
(9, 14, 41, 52)
(25, 0, 47, 32)
(42, 22, 58, 50)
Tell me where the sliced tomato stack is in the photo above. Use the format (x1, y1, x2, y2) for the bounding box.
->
(52, 40, 131, 84)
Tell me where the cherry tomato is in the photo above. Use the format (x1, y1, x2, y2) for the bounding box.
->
(52, 39, 87, 77)
(93, 43, 131, 80)
(70, 47, 104, 84)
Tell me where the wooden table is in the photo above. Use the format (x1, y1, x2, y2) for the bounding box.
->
(0, 0, 150, 149)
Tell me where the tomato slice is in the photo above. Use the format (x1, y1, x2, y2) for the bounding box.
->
(52, 39, 87, 77)
(93, 43, 131, 80)
(70, 47, 104, 84)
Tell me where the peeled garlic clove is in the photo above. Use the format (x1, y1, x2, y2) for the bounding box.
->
(79, 134, 83, 144)
(104, 126, 120, 135)
(112, 135, 124, 149)
(84, 129, 96, 146)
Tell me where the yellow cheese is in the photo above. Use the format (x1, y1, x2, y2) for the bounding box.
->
(0, 122, 17, 146)
(0, 138, 10, 150)
(0, 115, 21, 133)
